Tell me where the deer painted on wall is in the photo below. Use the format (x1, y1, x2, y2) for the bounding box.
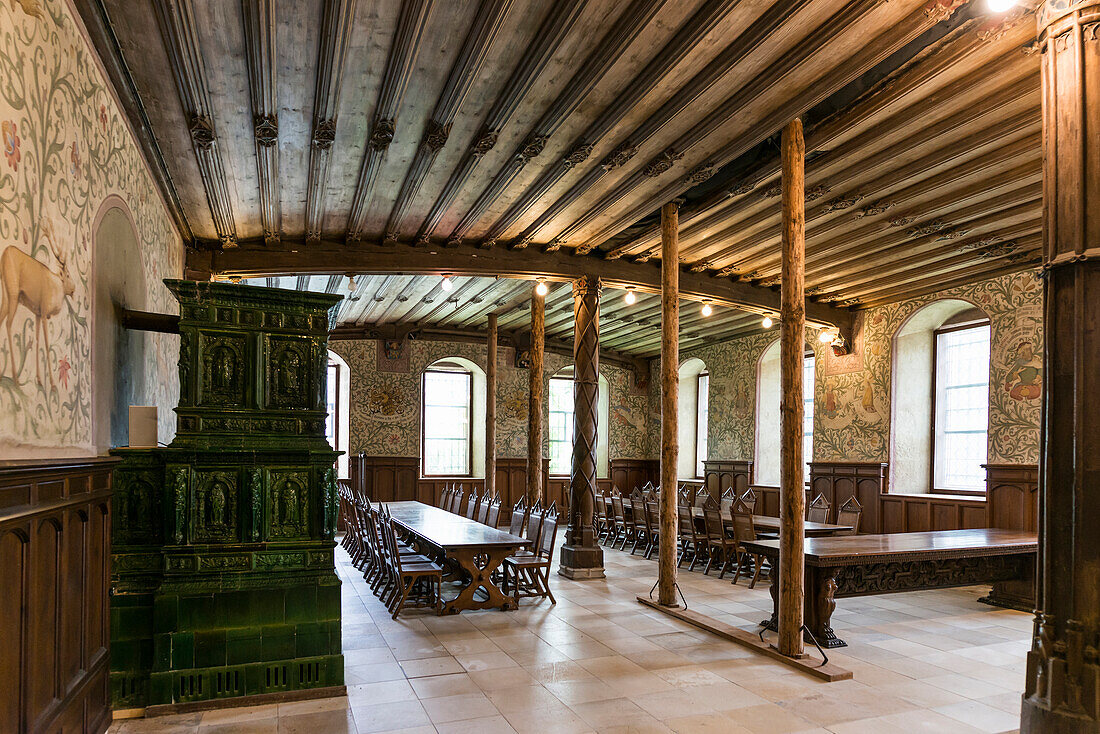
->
(0, 219, 76, 387)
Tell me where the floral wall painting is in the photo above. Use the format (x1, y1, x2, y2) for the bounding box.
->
(0, 0, 184, 457)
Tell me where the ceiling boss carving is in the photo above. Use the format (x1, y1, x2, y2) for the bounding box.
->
(423, 120, 451, 152)
(642, 148, 684, 177)
(369, 119, 395, 151)
(471, 128, 500, 157)
(856, 200, 894, 217)
(312, 119, 337, 150)
(189, 115, 216, 149)
(254, 115, 278, 147)
(602, 142, 639, 171)
(563, 143, 594, 169)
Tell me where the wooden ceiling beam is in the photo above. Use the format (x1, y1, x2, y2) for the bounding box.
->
(373, 275, 431, 323)
(413, 0, 586, 243)
(345, 0, 434, 242)
(444, 0, 664, 244)
(430, 278, 511, 327)
(241, 0, 280, 244)
(577, 2, 949, 256)
(853, 260, 1039, 308)
(495, 0, 767, 248)
(380, 0, 515, 241)
(192, 239, 854, 333)
(304, 0, 357, 243)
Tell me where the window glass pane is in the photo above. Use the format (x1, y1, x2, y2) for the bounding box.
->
(934, 325, 990, 490)
(549, 378, 574, 476)
(696, 373, 709, 477)
(326, 362, 338, 451)
(423, 370, 471, 475)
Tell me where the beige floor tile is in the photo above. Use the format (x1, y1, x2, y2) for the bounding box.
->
(198, 721, 279, 734)
(723, 703, 819, 734)
(934, 700, 1022, 733)
(410, 672, 483, 699)
(400, 656, 466, 678)
(201, 705, 280, 725)
(663, 713, 755, 734)
(351, 699, 433, 733)
(275, 708, 357, 734)
(435, 714, 517, 734)
(454, 651, 521, 672)
(421, 692, 500, 724)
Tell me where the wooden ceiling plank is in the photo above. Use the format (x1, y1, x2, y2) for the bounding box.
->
(413, 0, 586, 244)
(337, 274, 373, 324)
(854, 260, 1039, 308)
(374, 275, 430, 323)
(452, 278, 527, 328)
(579, 3, 955, 256)
(444, 0, 664, 245)
(241, 0, 280, 244)
(352, 274, 398, 324)
(152, 0, 238, 247)
(488, 0, 750, 249)
(304, 0, 358, 243)
(380, 0, 516, 241)
(432, 278, 507, 327)
(345, 0, 434, 243)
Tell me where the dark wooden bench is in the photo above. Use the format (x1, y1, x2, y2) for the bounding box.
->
(744, 528, 1037, 649)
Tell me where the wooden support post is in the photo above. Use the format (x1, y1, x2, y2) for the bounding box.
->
(486, 313, 497, 503)
(526, 286, 545, 505)
(558, 275, 605, 579)
(779, 118, 806, 658)
(1022, 1, 1100, 731)
(658, 201, 679, 607)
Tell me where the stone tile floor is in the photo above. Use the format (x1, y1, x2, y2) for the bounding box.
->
(110, 541, 1029, 733)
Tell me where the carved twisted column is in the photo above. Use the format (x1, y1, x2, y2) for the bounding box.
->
(486, 313, 497, 501)
(526, 287, 545, 505)
(1022, 2, 1100, 731)
(779, 118, 806, 658)
(558, 274, 605, 579)
(658, 201, 679, 607)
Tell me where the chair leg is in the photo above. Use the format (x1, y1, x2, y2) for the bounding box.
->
(749, 555, 764, 589)
(731, 551, 743, 585)
(718, 548, 732, 579)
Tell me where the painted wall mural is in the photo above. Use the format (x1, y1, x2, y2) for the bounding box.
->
(329, 338, 653, 461)
(684, 270, 1043, 469)
(0, 0, 183, 456)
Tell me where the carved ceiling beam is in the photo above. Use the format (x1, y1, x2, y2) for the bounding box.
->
(413, 275, 485, 324)
(336, 274, 372, 323)
(853, 257, 1040, 309)
(487, 0, 746, 247)
(351, 274, 398, 324)
(670, 70, 1038, 263)
(192, 238, 854, 334)
(374, 275, 430, 322)
(241, 0, 280, 244)
(152, 0, 237, 247)
(381, 0, 515, 241)
(413, 0, 585, 243)
(304, 0, 357, 243)
(450, 279, 529, 328)
(605, 310, 762, 354)
(444, 0, 663, 245)
(345, 0, 434, 243)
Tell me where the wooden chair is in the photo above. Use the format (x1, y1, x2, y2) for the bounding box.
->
(738, 488, 757, 515)
(719, 487, 736, 517)
(465, 490, 481, 520)
(503, 513, 558, 605)
(729, 506, 765, 588)
(642, 500, 661, 559)
(610, 494, 633, 550)
(628, 497, 650, 555)
(806, 493, 831, 524)
(524, 507, 545, 558)
(594, 490, 608, 538)
(449, 486, 465, 515)
(508, 499, 529, 537)
(485, 497, 502, 528)
(439, 485, 452, 510)
(702, 506, 738, 578)
(599, 494, 616, 544)
(381, 514, 443, 619)
(676, 504, 703, 570)
(476, 495, 491, 525)
(835, 496, 862, 535)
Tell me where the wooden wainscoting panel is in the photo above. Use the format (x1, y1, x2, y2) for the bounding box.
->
(703, 460, 753, 502)
(809, 463, 887, 533)
(985, 464, 1039, 531)
(0, 457, 117, 734)
(610, 458, 659, 494)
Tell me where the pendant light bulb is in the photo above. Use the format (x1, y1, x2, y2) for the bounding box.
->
(535, 279, 548, 296)
(624, 288, 636, 305)
(441, 275, 453, 292)
(988, 0, 1015, 12)
(762, 315, 773, 329)
(701, 302, 713, 317)
(819, 330, 836, 344)
(346, 275, 356, 292)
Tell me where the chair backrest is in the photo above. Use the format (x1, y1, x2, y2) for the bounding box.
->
(807, 493, 831, 524)
(465, 491, 481, 520)
(676, 504, 696, 538)
(611, 495, 627, 523)
(702, 507, 725, 538)
(476, 496, 491, 525)
(509, 500, 528, 536)
(731, 507, 757, 549)
(450, 487, 464, 514)
(485, 498, 502, 528)
(645, 501, 660, 532)
(835, 496, 862, 535)
(738, 488, 757, 515)
(526, 508, 545, 548)
(630, 486, 645, 502)
(538, 516, 558, 559)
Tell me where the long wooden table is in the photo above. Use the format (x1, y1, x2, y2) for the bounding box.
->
(622, 499, 852, 537)
(745, 529, 1037, 648)
(385, 501, 530, 614)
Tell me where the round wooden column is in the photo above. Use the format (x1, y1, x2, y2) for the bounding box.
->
(526, 287, 545, 505)
(485, 313, 498, 501)
(559, 274, 605, 579)
(778, 118, 807, 658)
(1022, 2, 1100, 731)
(658, 201, 680, 607)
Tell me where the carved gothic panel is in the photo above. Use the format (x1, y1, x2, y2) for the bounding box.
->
(265, 336, 314, 410)
(191, 470, 239, 543)
(266, 469, 311, 540)
(198, 331, 248, 408)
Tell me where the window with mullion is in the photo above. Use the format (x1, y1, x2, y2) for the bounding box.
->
(549, 377, 574, 476)
(696, 373, 709, 477)
(422, 370, 472, 476)
(933, 324, 990, 492)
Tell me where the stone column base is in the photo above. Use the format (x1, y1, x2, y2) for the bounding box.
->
(558, 544, 605, 580)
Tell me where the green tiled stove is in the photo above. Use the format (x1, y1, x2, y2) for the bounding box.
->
(110, 280, 344, 709)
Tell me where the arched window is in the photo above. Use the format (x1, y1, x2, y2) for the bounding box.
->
(326, 350, 351, 478)
(548, 367, 609, 478)
(421, 357, 486, 477)
(677, 358, 708, 479)
(755, 341, 815, 486)
(892, 302, 990, 494)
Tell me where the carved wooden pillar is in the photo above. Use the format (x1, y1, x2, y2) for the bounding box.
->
(779, 118, 807, 658)
(526, 287, 545, 505)
(1022, 2, 1100, 731)
(658, 201, 680, 607)
(486, 313, 497, 502)
(559, 275, 605, 579)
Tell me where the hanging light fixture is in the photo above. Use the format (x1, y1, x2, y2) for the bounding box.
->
(624, 287, 636, 305)
(346, 275, 356, 292)
(762, 315, 773, 329)
(701, 301, 713, 317)
(819, 330, 836, 344)
(535, 278, 548, 296)
(441, 274, 453, 292)
(988, 0, 1015, 11)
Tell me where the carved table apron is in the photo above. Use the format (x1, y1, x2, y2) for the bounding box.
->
(745, 529, 1037, 648)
